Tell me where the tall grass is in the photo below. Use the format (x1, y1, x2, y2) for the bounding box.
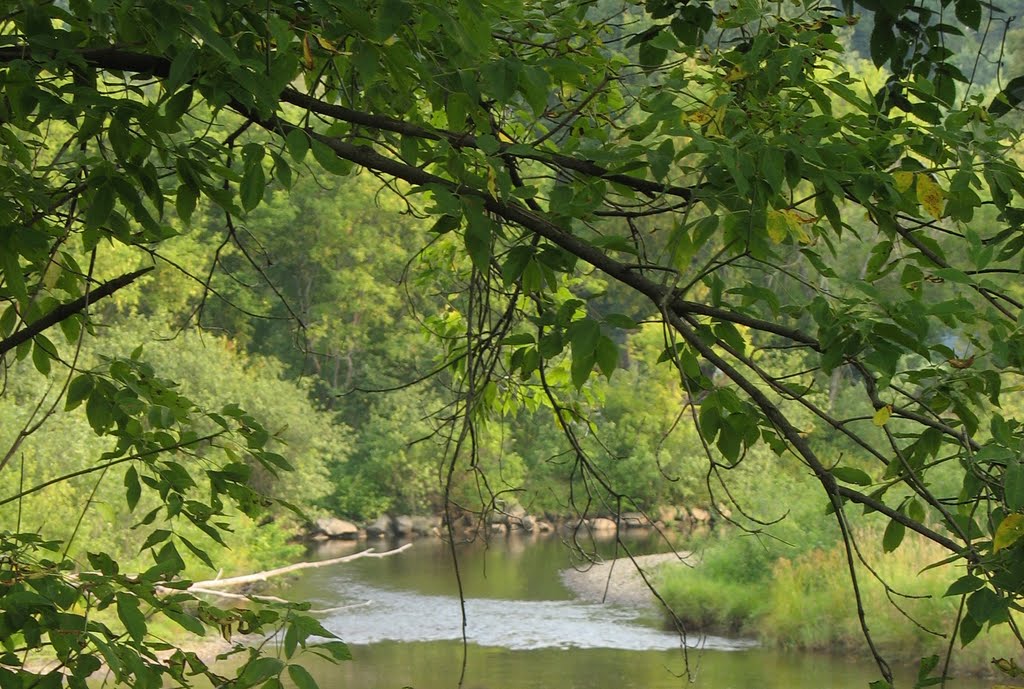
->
(658, 527, 1022, 675)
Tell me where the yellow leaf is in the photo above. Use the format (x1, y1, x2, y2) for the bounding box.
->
(993, 513, 1024, 553)
(915, 173, 946, 220)
(781, 209, 814, 244)
(725, 65, 748, 82)
(766, 209, 789, 243)
(893, 171, 914, 193)
(41, 258, 61, 289)
(487, 165, 498, 197)
(302, 34, 314, 70)
(872, 405, 892, 427)
(683, 106, 725, 135)
(684, 107, 714, 125)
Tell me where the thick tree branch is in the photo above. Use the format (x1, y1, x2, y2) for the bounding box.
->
(0, 47, 695, 202)
(0, 267, 153, 357)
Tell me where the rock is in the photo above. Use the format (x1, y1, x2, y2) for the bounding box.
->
(716, 503, 733, 520)
(658, 505, 678, 523)
(314, 517, 359, 540)
(674, 506, 690, 522)
(521, 515, 536, 532)
(365, 515, 393, 539)
(393, 515, 414, 536)
(311, 532, 329, 542)
(411, 515, 437, 536)
(589, 517, 617, 532)
(620, 512, 651, 528)
(690, 506, 710, 523)
(537, 520, 554, 532)
(490, 522, 508, 535)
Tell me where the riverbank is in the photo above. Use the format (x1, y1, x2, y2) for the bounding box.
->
(560, 551, 692, 608)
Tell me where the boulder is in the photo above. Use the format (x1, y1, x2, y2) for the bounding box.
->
(690, 506, 711, 523)
(716, 503, 733, 520)
(314, 517, 359, 540)
(674, 506, 690, 522)
(589, 517, 617, 532)
(521, 514, 536, 532)
(620, 512, 651, 528)
(658, 505, 678, 523)
(365, 515, 393, 539)
(536, 520, 554, 533)
(393, 515, 414, 536)
(490, 522, 508, 535)
(411, 516, 437, 536)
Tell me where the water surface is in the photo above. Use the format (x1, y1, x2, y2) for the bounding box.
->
(273, 534, 990, 689)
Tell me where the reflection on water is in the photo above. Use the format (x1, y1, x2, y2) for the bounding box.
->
(273, 535, 990, 689)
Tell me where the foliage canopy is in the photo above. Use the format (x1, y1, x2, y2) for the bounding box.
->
(5, 0, 1024, 686)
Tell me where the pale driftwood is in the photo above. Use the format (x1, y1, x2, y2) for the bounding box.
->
(186, 586, 374, 614)
(190, 543, 413, 589)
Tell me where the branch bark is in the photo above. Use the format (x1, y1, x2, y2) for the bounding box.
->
(0, 267, 154, 357)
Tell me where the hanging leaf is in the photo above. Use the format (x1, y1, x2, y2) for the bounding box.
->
(883, 518, 905, 552)
(993, 513, 1024, 553)
(915, 174, 946, 220)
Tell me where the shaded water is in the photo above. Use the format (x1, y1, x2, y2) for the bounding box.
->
(274, 534, 989, 689)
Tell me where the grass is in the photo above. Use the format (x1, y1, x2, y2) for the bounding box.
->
(656, 526, 1023, 676)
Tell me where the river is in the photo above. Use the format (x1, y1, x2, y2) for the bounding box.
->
(272, 533, 990, 689)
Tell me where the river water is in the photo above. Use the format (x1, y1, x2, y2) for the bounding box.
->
(273, 533, 989, 689)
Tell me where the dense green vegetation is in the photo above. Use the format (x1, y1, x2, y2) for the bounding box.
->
(6, 0, 1024, 687)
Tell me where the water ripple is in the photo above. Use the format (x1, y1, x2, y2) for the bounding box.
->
(316, 576, 757, 652)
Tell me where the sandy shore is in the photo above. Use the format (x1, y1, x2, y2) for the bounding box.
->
(559, 551, 693, 608)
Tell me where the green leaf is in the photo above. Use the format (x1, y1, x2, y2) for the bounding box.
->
(286, 129, 310, 161)
(236, 657, 285, 688)
(164, 609, 205, 636)
(65, 375, 93, 411)
(287, 665, 320, 689)
(568, 318, 601, 358)
(464, 207, 492, 273)
(140, 529, 172, 551)
(959, 614, 982, 646)
(831, 466, 872, 486)
(124, 467, 141, 511)
(501, 333, 535, 346)
(604, 313, 638, 329)
(176, 184, 199, 224)
(869, 18, 895, 68)
(31, 337, 53, 375)
(240, 163, 266, 212)
(570, 351, 595, 389)
(309, 641, 351, 662)
(595, 336, 618, 378)
(883, 518, 905, 553)
(955, 0, 981, 30)
(115, 592, 147, 643)
(310, 139, 353, 176)
(1004, 463, 1024, 511)
(966, 587, 1004, 625)
(945, 575, 985, 597)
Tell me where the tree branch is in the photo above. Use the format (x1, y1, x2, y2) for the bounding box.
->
(0, 267, 154, 357)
